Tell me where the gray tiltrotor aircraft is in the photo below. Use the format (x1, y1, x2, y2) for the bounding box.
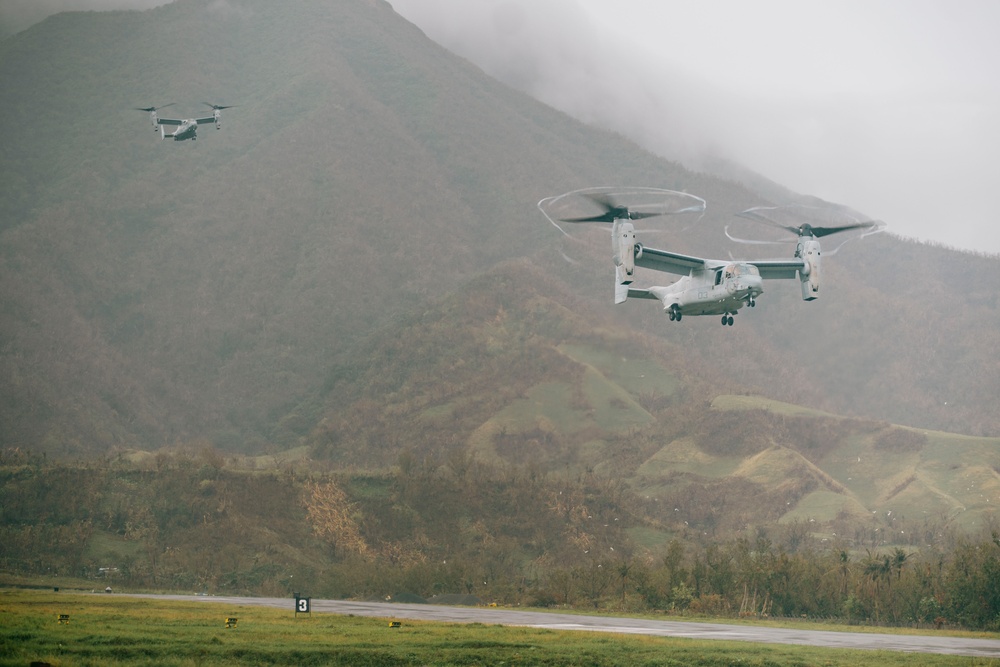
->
(134, 102, 235, 141)
(539, 188, 883, 326)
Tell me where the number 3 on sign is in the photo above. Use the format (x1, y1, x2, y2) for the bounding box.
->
(297, 598, 310, 613)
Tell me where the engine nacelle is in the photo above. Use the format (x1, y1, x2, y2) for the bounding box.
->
(612, 220, 636, 284)
(214, 109, 222, 129)
(797, 238, 821, 300)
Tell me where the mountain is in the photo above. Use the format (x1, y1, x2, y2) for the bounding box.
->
(0, 0, 997, 461)
(304, 259, 1000, 538)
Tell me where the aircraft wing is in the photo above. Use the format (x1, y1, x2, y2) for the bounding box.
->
(748, 259, 807, 280)
(156, 118, 184, 126)
(634, 247, 721, 276)
(194, 116, 217, 125)
(635, 246, 807, 280)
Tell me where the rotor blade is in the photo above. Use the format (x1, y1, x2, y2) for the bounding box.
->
(819, 221, 887, 255)
(203, 102, 235, 110)
(809, 221, 881, 238)
(565, 193, 671, 222)
(629, 210, 670, 220)
(824, 229, 877, 255)
(134, 103, 175, 112)
(559, 209, 669, 223)
(540, 186, 707, 230)
(560, 212, 623, 223)
(561, 196, 624, 222)
(582, 192, 618, 210)
(738, 207, 880, 238)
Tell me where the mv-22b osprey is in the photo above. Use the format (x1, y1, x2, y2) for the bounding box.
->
(134, 102, 235, 141)
(539, 187, 882, 326)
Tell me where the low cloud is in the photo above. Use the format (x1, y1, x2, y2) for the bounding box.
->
(391, 0, 1000, 254)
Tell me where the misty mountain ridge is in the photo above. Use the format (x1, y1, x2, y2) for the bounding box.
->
(0, 0, 997, 469)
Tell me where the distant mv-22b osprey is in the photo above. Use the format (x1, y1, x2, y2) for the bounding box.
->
(134, 102, 235, 141)
(539, 187, 882, 326)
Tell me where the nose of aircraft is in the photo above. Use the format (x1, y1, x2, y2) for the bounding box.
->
(731, 274, 764, 296)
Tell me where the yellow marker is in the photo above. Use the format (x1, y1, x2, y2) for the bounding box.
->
(225, 617, 238, 628)
(388, 621, 401, 628)
(57, 614, 70, 624)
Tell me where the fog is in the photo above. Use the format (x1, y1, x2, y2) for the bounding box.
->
(0, 0, 167, 36)
(390, 0, 1000, 255)
(4, 0, 999, 254)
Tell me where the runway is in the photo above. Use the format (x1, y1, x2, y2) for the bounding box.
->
(128, 593, 1000, 658)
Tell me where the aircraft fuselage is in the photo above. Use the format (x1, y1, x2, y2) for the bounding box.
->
(651, 263, 763, 317)
(165, 120, 199, 141)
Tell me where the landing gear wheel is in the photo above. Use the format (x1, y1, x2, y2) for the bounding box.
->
(669, 304, 682, 322)
(722, 315, 734, 326)
(728, 316, 734, 326)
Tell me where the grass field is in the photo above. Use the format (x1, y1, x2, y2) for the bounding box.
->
(2, 590, 998, 666)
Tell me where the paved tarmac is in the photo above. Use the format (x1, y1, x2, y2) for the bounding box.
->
(131, 594, 1000, 658)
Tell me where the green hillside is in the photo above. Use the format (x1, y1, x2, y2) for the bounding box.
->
(646, 395, 1000, 537)
(3, 410, 1000, 626)
(303, 262, 1000, 544)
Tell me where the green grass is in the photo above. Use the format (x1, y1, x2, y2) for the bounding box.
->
(558, 343, 681, 399)
(83, 530, 146, 563)
(626, 525, 675, 550)
(2, 590, 997, 667)
(710, 394, 839, 418)
(710, 394, 1000, 531)
(635, 437, 741, 478)
(777, 490, 870, 524)
(494, 381, 585, 434)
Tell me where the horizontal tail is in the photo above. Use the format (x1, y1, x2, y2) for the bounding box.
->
(616, 281, 663, 305)
(615, 279, 628, 304)
(615, 266, 630, 304)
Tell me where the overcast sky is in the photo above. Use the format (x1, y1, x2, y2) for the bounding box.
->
(389, 0, 1000, 255)
(4, 0, 999, 254)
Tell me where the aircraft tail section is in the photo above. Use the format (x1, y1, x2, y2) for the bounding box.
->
(620, 286, 661, 303)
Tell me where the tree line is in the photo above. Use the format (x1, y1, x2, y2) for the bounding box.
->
(1, 447, 998, 630)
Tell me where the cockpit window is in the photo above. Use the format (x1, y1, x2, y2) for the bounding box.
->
(726, 263, 760, 277)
